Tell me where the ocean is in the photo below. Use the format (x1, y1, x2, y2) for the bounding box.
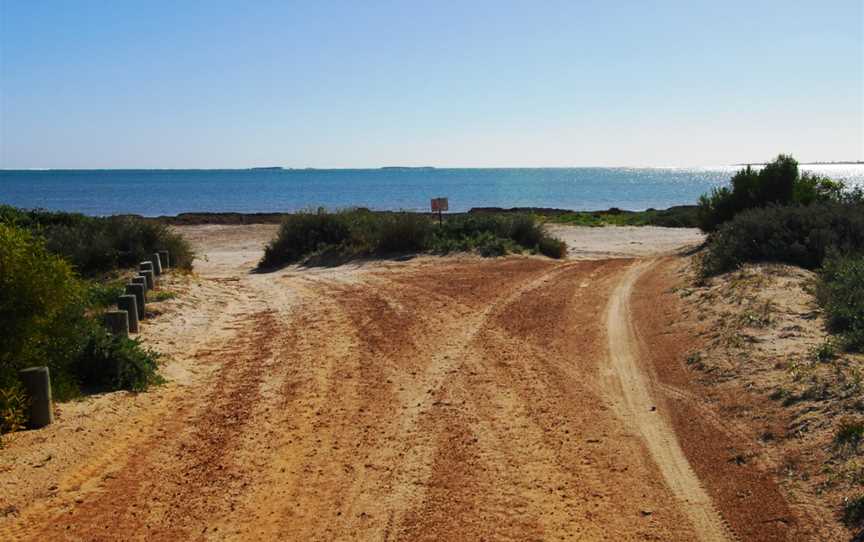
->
(1, 166, 862, 217)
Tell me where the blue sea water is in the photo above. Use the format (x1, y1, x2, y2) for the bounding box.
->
(1, 166, 862, 217)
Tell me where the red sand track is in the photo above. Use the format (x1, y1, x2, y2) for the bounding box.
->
(1, 241, 801, 540)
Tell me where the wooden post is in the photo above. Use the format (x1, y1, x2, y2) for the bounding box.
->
(132, 275, 148, 293)
(151, 253, 163, 276)
(140, 269, 155, 290)
(139, 261, 154, 274)
(158, 250, 170, 270)
(125, 283, 146, 319)
(19, 367, 53, 428)
(103, 310, 129, 337)
(118, 294, 139, 333)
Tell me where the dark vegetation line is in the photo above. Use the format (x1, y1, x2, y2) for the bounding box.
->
(155, 205, 700, 228)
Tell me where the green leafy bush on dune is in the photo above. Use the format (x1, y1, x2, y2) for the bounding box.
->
(0, 224, 161, 441)
(818, 254, 864, 352)
(696, 155, 853, 232)
(0, 205, 194, 276)
(0, 223, 91, 399)
(260, 211, 352, 267)
(259, 209, 566, 268)
(700, 202, 864, 276)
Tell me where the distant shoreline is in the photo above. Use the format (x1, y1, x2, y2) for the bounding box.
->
(143, 205, 698, 226)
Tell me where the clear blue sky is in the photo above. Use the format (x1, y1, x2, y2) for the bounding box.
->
(1, 1, 862, 168)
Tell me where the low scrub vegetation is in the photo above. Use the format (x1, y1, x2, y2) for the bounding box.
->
(700, 202, 864, 276)
(0, 223, 161, 443)
(835, 418, 864, 453)
(544, 205, 698, 228)
(844, 495, 864, 528)
(0, 385, 27, 445)
(696, 154, 854, 232)
(0, 205, 194, 276)
(260, 210, 566, 268)
(818, 254, 864, 352)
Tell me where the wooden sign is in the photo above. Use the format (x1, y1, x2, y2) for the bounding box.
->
(431, 198, 449, 212)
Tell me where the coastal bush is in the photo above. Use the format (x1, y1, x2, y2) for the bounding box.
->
(818, 254, 864, 352)
(259, 210, 566, 268)
(375, 212, 433, 253)
(0, 223, 163, 424)
(85, 279, 128, 309)
(0, 223, 90, 399)
(0, 205, 194, 275)
(700, 202, 864, 275)
(696, 155, 849, 232)
(76, 331, 161, 392)
(538, 236, 568, 258)
(260, 211, 352, 267)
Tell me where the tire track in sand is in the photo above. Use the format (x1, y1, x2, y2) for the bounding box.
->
(605, 260, 733, 541)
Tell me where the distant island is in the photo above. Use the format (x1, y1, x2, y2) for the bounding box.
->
(380, 166, 436, 170)
(249, 166, 285, 171)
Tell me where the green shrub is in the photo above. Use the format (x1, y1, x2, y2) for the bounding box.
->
(259, 210, 566, 268)
(0, 384, 27, 445)
(0, 223, 90, 399)
(700, 202, 864, 276)
(0, 206, 194, 275)
(818, 254, 864, 352)
(538, 236, 568, 259)
(86, 280, 128, 308)
(0, 223, 164, 411)
(260, 211, 351, 267)
(150, 290, 178, 302)
(696, 155, 850, 232)
(376, 213, 433, 253)
(509, 215, 544, 248)
(476, 234, 513, 257)
(835, 418, 864, 452)
(76, 329, 161, 392)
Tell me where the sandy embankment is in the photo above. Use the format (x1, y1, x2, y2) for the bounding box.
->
(0, 224, 816, 540)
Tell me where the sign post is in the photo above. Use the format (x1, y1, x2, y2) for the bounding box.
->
(431, 197, 449, 225)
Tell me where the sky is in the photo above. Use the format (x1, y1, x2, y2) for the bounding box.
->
(0, 1, 862, 168)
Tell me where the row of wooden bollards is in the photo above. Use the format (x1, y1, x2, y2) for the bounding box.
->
(103, 250, 170, 337)
(19, 250, 172, 429)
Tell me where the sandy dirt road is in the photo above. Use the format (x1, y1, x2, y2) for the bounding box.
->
(0, 225, 764, 541)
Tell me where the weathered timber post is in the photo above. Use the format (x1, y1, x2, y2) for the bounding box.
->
(125, 283, 146, 319)
(132, 275, 148, 293)
(158, 250, 170, 270)
(118, 294, 139, 333)
(139, 261, 154, 274)
(103, 310, 129, 337)
(19, 367, 53, 428)
(140, 269, 155, 290)
(151, 253, 163, 276)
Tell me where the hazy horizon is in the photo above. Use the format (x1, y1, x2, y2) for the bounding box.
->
(3, 162, 864, 171)
(2, 1, 862, 169)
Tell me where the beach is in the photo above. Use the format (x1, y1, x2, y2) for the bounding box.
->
(4, 222, 840, 541)
(4, 2, 861, 539)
